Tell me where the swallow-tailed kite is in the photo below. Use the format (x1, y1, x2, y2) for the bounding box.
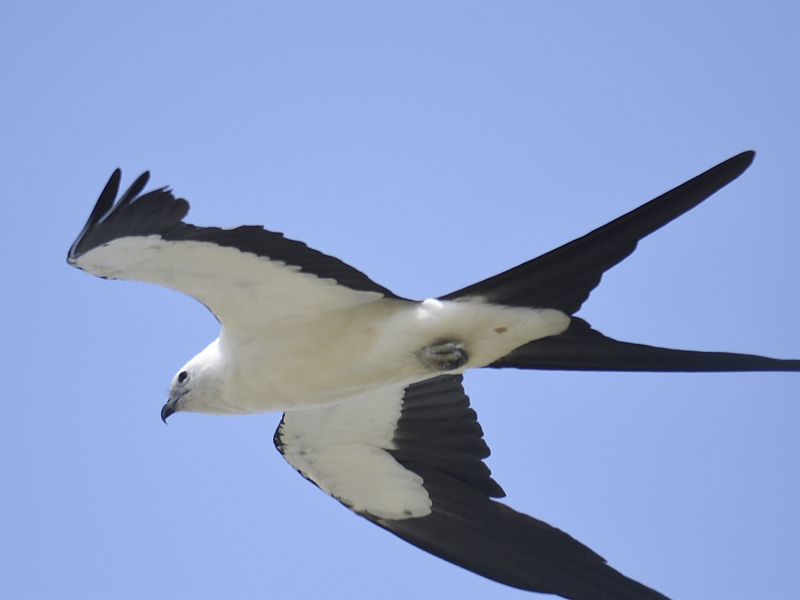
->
(67, 151, 799, 600)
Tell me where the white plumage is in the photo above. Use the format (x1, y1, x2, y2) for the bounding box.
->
(67, 153, 800, 600)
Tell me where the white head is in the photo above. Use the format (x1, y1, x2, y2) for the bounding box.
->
(161, 340, 226, 421)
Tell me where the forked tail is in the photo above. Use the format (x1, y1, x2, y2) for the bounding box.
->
(440, 152, 800, 373)
(490, 317, 800, 372)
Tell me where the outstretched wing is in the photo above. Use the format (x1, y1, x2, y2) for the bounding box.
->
(275, 375, 670, 600)
(67, 170, 404, 329)
(439, 151, 799, 373)
(440, 151, 755, 315)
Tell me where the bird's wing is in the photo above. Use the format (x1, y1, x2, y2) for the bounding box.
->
(274, 375, 670, 600)
(440, 151, 755, 315)
(67, 171, 404, 329)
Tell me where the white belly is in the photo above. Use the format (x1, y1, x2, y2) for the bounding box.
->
(214, 297, 570, 414)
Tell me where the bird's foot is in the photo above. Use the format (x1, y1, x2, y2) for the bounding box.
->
(417, 342, 468, 371)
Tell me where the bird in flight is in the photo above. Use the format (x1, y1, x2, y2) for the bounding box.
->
(67, 151, 798, 600)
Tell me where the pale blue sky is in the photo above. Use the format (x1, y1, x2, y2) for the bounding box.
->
(1, 3, 798, 599)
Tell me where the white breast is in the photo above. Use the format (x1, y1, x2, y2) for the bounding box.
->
(214, 297, 569, 414)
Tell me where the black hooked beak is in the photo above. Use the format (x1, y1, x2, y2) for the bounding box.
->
(161, 401, 176, 424)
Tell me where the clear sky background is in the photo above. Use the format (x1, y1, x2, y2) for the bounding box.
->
(1, 3, 798, 600)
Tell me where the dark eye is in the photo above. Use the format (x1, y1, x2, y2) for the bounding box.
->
(178, 371, 188, 383)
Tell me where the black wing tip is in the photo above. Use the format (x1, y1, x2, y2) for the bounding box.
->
(439, 150, 760, 311)
(87, 169, 122, 223)
(67, 169, 183, 263)
(720, 149, 755, 178)
(374, 484, 672, 600)
(117, 170, 151, 207)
